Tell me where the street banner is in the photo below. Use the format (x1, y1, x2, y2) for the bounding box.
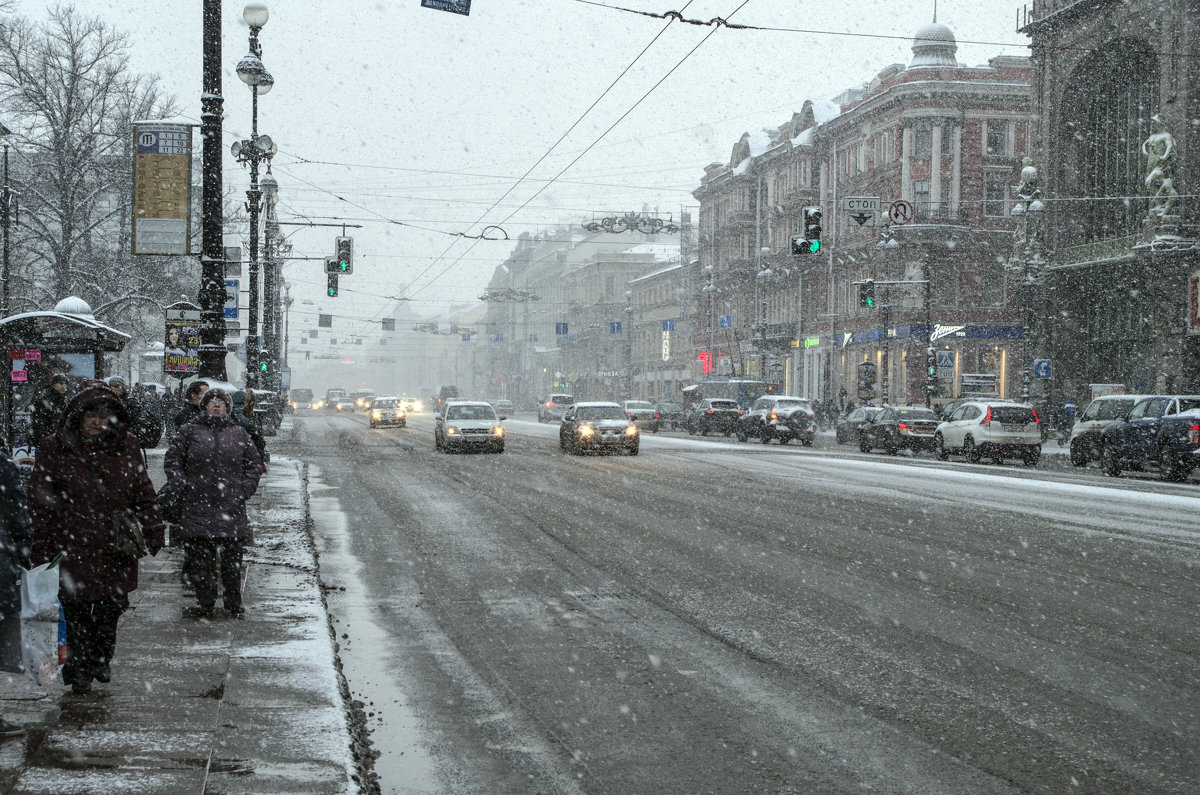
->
(132, 122, 194, 255)
(164, 304, 201, 374)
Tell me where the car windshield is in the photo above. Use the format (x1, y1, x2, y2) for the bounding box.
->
(374, 400, 398, 408)
(896, 408, 937, 420)
(626, 401, 654, 409)
(774, 400, 807, 410)
(1082, 398, 1136, 421)
(1175, 398, 1200, 413)
(710, 400, 738, 410)
(658, 403, 682, 411)
(446, 405, 497, 421)
(577, 406, 628, 421)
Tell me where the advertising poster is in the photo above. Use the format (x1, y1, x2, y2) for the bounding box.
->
(164, 304, 201, 374)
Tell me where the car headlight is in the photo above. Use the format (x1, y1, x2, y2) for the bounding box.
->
(625, 425, 638, 436)
(579, 425, 594, 437)
(372, 410, 382, 419)
(493, 425, 504, 437)
(447, 426, 458, 435)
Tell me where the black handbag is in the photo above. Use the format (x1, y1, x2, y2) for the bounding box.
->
(111, 511, 149, 559)
(156, 482, 184, 525)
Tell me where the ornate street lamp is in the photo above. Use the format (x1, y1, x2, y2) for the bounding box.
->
(233, 1, 275, 387)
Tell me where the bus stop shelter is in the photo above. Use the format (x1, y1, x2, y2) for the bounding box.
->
(0, 296, 130, 450)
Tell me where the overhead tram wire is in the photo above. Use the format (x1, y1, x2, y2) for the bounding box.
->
(392, 0, 703, 315)
(412, 0, 750, 301)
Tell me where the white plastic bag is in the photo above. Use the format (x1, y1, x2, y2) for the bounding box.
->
(20, 560, 61, 685)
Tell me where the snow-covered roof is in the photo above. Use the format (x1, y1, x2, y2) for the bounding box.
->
(624, 243, 680, 262)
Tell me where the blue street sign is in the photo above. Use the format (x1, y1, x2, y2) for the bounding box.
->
(610, 321, 622, 334)
(936, 350, 955, 369)
(1034, 359, 1052, 379)
(662, 318, 675, 332)
(223, 280, 238, 319)
(555, 322, 568, 335)
(719, 315, 732, 328)
(461, 334, 471, 342)
(529, 333, 538, 342)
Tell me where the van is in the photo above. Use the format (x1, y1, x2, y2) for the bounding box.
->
(1069, 393, 1151, 466)
(437, 385, 459, 406)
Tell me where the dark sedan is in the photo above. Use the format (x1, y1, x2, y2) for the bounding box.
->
(653, 402, 685, 432)
(859, 406, 940, 455)
(686, 398, 742, 437)
(560, 402, 640, 456)
(835, 406, 882, 444)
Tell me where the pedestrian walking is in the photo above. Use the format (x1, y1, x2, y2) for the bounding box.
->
(165, 388, 263, 620)
(172, 380, 209, 430)
(28, 373, 69, 447)
(106, 376, 162, 450)
(0, 447, 33, 735)
(27, 382, 165, 694)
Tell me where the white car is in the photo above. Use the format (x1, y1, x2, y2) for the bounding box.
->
(1069, 393, 1150, 467)
(434, 400, 505, 453)
(622, 400, 658, 431)
(935, 400, 1042, 466)
(538, 393, 575, 423)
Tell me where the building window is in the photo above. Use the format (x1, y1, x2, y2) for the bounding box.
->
(986, 121, 1008, 156)
(913, 180, 931, 218)
(984, 181, 1008, 217)
(913, 121, 932, 157)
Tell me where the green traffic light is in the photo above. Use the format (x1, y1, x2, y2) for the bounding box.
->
(865, 297, 874, 308)
(260, 361, 268, 372)
(808, 240, 820, 253)
(339, 260, 350, 272)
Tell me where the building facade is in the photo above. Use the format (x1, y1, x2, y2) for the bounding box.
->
(693, 22, 1035, 408)
(1020, 0, 1200, 397)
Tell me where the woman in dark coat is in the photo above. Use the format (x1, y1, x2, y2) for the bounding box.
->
(29, 382, 165, 694)
(165, 388, 262, 619)
(0, 448, 33, 734)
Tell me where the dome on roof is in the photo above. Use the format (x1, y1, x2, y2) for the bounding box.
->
(54, 296, 94, 317)
(910, 22, 958, 68)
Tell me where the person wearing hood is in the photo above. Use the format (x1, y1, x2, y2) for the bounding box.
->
(165, 388, 262, 619)
(28, 383, 165, 694)
(29, 373, 69, 446)
(106, 376, 159, 449)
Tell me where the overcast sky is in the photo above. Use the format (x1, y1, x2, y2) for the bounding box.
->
(10, 0, 1027, 337)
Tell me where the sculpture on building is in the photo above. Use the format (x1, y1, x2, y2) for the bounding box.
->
(1142, 113, 1180, 220)
(1011, 158, 1044, 260)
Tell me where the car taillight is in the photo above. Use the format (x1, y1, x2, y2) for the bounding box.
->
(1190, 423, 1199, 445)
(547, 402, 555, 408)
(980, 406, 992, 427)
(654, 413, 660, 419)
(706, 409, 714, 415)
(898, 422, 908, 430)
(1031, 409, 1040, 424)
(627, 412, 633, 418)
(769, 412, 778, 420)
(738, 410, 744, 415)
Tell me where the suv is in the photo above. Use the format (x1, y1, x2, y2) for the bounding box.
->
(935, 401, 1041, 466)
(369, 396, 407, 428)
(538, 393, 575, 423)
(1069, 393, 1150, 466)
(686, 398, 742, 436)
(736, 396, 816, 445)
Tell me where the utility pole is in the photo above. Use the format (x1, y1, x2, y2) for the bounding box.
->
(0, 137, 14, 318)
(199, 0, 228, 380)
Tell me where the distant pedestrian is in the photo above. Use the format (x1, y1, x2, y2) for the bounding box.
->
(0, 447, 33, 736)
(165, 389, 263, 620)
(173, 380, 209, 430)
(231, 390, 268, 465)
(1064, 397, 1076, 424)
(106, 376, 162, 450)
(28, 382, 165, 694)
(28, 373, 70, 446)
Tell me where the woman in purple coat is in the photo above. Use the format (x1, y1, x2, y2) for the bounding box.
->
(29, 383, 165, 693)
(165, 388, 262, 619)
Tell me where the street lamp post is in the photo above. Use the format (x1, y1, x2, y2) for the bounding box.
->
(199, 0, 227, 381)
(757, 247, 772, 383)
(261, 168, 280, 395)
(233, 1, 275, 388)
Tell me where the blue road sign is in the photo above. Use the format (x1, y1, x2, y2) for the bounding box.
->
(662, 318, 675, 332)
(555, 322, 568, 335)
(1034, 359, 1052, 379)
(936, 350, 955, 369)
(719, 315, 732, 328)
(610, 321, 622, 334)
(223, 280, 238, 319)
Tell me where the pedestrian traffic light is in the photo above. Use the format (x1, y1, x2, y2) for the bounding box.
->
(803, 206, 822, 253)
(259, 360, 269, 374)
(859, 280, 875, 308)
(335, 236, 353, 274)
(327, 274, 339, 297)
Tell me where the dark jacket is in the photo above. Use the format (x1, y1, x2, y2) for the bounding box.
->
(230, 391, 268, 462)
(29, 387, 67, 446)
(164, 413, 262, 541)
(173, 400, 204, 430)
(28, 385, 165, 604)
(0, 452, 33, 617)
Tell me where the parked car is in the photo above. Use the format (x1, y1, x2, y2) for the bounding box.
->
(686, 398, 742, 436)
(538, 393, 575, 423)
(1068, 393, 1150, 466)
(494, 399, 515, 416)
(858, 405, 940, 455)
(835, 406, 882, 444)
(653, 402, 685, 431)
(623, 400, 658, 431)
(1098, 394, 1200, 481)
(369, 396, 407, 428)
(935, 401, 1041, 466)
(434, 400, 505, 453)
(937, 396, 1016, 422)
(736, 396, 815, 445)
(559, 401, 639, 456)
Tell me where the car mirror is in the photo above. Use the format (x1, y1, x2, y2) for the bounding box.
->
(498, 415, 507, 421)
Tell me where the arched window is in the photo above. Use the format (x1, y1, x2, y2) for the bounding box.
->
(1057, 39, 1159, 247)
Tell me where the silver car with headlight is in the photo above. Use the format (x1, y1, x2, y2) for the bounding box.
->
(559, 401, 639, 456)
(434, 400, 505, 453)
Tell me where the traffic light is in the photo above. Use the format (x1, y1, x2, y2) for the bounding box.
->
(259, 360, 269, 374)
(926, 346, 940, 397)
(802, 206, 822, 253)
(859, 279, 875, 308)
(324, 256, 340, 275)
(305, 350, 310, 361)
(327, 273, 339, 297)
(335, 236, 353, 274)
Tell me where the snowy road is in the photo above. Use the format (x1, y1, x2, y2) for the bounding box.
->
(296, 411, 1200, 794)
